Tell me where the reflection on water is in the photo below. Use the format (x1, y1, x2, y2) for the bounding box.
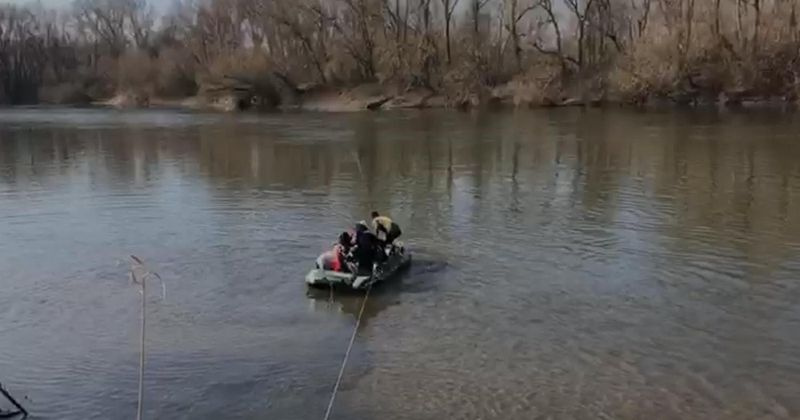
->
(1, 108, 800, 419)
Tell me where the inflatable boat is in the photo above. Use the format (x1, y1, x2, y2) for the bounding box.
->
(305, 243, 411, 290)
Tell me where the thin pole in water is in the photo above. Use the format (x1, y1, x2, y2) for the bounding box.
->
(129, 255, 164, 420)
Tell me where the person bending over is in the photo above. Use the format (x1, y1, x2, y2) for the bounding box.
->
(371, 211, 402, 247)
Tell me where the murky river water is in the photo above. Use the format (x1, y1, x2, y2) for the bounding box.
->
(1, 108, 800, 419)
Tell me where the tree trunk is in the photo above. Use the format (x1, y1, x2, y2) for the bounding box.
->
(737, 0, 745, 48)
(445, 13, 452, 63)
(578, 20, 585, 69)
(541, 0, 568, 72)
(753, 0, 761, 53)
(395, 0, 402, 42)
(403, 0, 409, 42)
(792, 2, 798, 45)
(421, 0, 432, 86)
(472, 0, 480, 50)
(509, 0, 521, 71)
(639, 0, 651, 37)
(512, 29, 521, 70)
(680, 0, 695, 72)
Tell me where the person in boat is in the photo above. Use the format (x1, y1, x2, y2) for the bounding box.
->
(316, 231, 353, 273)
(335, 231, 352, 272)
(371, 211, 402, 247)
(337, 231, 352, 253)
(347, 221, 383, 275)
(316, 249, 342, 272)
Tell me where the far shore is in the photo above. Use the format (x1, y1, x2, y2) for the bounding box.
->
(6, 82, 798, 115)
(76, 84, 800, 114)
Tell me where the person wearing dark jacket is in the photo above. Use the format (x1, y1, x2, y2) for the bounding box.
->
(347, 221, 383, 275)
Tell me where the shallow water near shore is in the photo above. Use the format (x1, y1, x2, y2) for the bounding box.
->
(1, 108, 800, 419)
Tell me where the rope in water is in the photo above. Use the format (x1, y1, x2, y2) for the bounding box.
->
(322, 284, 372, 420)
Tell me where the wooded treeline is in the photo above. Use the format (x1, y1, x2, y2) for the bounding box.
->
(1, 0, 799, 107)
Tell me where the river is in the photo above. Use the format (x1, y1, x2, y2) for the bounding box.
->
(1, 108, 800, 419)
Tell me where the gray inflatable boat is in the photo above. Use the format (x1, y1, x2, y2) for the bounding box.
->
(305, 243, 411, 290)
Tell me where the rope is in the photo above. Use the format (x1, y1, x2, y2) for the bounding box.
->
(322, 285, 372, 420)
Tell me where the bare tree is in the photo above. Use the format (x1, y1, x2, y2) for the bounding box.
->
(632, 0, 651, 39)
(564, 0, 597, 69)
(333, 0, 382, 80)
(532, 0, 575, 72)
(679, 0, 695, 70)
(73, 0, 128, 56)
(440, 0, 461, 63)
(73, 0, 154, 56)
(384, 0, 411, 42)
(126, 0, 154, 50)
(504, 0, 536, 70)
(417, 0, 436, 86)
(246, 0, 330, 83)
(656, 0, 692, 64)
(469, 0, 493, 48)
(177, 0, 242, 66)
(0, 6, 48, 103)
(588, 0, 626, 61)
(752, 0, 761, 53)
(2, 0, 799, 107)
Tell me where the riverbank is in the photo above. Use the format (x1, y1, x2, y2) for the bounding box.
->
(90, 82, 800, 113)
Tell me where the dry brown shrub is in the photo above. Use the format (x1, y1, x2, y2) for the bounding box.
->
(117, 51, 158, 96)
(506, 58, 562, 106)
(608, 30, 681, 102)
(153, 48, 197, 98)
(195, 51, 283, 107)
